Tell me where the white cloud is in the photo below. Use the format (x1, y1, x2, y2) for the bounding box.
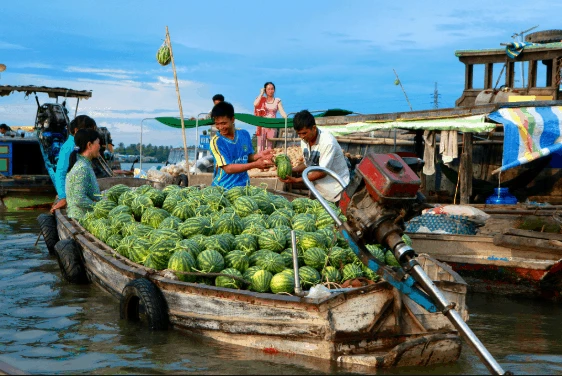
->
(0, 41, 26, 50)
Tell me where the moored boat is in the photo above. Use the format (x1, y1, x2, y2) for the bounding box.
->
(46, 177, 469, 369)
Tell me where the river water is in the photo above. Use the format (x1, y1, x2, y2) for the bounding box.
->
(1, 210, 562, 375)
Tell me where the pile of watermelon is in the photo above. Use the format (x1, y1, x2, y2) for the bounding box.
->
(80, 183, 406, 295)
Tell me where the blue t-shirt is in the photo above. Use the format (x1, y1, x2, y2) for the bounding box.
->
(54, 135, 75, 199)
(210, 129, 254, 189)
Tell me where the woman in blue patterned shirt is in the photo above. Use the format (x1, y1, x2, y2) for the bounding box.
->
(65, 129, 102, 219)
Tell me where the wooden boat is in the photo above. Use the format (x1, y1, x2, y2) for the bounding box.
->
(407, 205, 562, 300)
(48, 177, 469, 369)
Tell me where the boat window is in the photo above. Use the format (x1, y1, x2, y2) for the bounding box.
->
(491, 63, 506, 89)
(537, 60, 548, 88)
(472, 64, 485, 89)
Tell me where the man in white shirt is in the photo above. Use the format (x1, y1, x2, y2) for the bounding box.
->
(278, 110, 350, 202)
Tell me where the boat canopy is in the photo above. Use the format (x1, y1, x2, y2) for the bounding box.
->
(155, 109, 354, 129)
(0, 85, 92, 99)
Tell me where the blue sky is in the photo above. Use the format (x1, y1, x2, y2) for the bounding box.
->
(0, 0, 560, 146)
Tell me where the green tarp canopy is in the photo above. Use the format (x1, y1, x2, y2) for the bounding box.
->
(155, 109, 353, 129)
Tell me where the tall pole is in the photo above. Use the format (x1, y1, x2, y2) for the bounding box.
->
(433, 82, 439, 109)
(165, 26, 189, 170)
(393, 69, 413, 111)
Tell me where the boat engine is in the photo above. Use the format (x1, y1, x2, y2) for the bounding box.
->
(339, 153, 427, 252)
(35, 103, 70, 165)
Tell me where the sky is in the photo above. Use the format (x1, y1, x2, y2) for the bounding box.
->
(0, 0, 560, 147)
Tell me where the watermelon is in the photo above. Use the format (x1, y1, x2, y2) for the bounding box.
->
(249, 249, 272, 266)
(131, 195, 154, 220)
(194, 204, 212, 217)
(241, 225, 266, 237)
(168, 249, 197, 282)
(291, 198, 313, 214)
(118, 190, 138, 207)
(402, 234, 412, 246)
(318, 227, 337, 248)
(106, 184, 131, 203)
(106, 234, 123, 249)
(258, 228, 286, 252)
(120, 222, 138, 237)
(162, 184, 182, 197)
(202, 193, 229, 211)
(148, 229, 182, 243)
(141, 207, 171, 229)
(243, 265, 262, 281)
(328, 247, 348, 268)
(342, 263, 364, 281)
(250, 269, 273, 293)
(298, 232, 325, 252)
(156, 44, 171, 65)
(255, 251, 286, 274)
(270, 271, 295, 294)
(162, 193, 182, 213)
(233, 234, 258, 255)
(93, 199, 117, 219)
(233, 196, 260, 217)
(215, 268, 244, 289)
(131, 224, 154, 239)
(365, 244, 386, 263)
(225, 186, 246, 203)
(315, 211, 335, 229)
(143, 253, 160, 270)
(321, 266, 341, 283)
(204, 234, 233, 256)
(178, 217, 212, 238)
(148, 239, 177, 269)
(171, 201, 196, 221)
(224, 250, 250, 273)
(292, 213, 317, 232)
(299, 266, 321, 289)
(241, 213, 267, 228)
(266, 214, 291, 229)
(110, 212, 135, 232)
(270, 195, 292, 211)
(144, 189, 165, 208)
(385, 251, 401, 267)
(273, 154, 292, 180)
(214, 214, 243, 235)
(136, 185, 154, 195)
(362, 264, 379, 282)
(303, 247, 328, 269)
(252, 194, 275, 215)
(197, 249, 225, 273)
(127, 238, 152, 264)
(279, 250, 295, 268)
(108, 204, 133, 217)
(158, 215, 182, 230)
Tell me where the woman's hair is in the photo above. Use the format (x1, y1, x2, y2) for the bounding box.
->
(68, 128, 100, 172)
(69, 115, 97, 135)
(264, 82, 275, 91)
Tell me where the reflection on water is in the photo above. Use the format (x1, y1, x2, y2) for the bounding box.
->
(1, 210, 562, 374)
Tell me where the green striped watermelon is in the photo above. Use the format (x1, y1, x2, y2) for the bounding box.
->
(224, 250, 250, 273)
(270, 272, 295, 294)
(299, 266, 321, 288)
(233, 234, 258, 255)
(342, 263, 364, 281)
(197, 249, 225, 273)
(250, 269, 273, 293)
(106, 184, 131, 203)
(258, 228, 286, 252)
(175, 238, 204, 257)
(93, 199, 117, 219)
(303, 247, 328, 269)
(243, 265, 262, 281)
(148, 228, 182, 243)
(215, 268, 244, 289)
(158, 215, 182, 230)
(168, 250, 197, 282)
(131, 195, 154, 220)
(321, 266, 341, 283)
(214, 214, 243, 235)
(171, 201, 196, 220)
(225, 186, 246, 203)
(118, 190, 138, 207)
(141, 207, 171, 229)
(145, 189, 166, 208)
(292, 213, 317, 232)
(385, 251, 400, 267)
(255, 251, 285, 274)
(162, 193, 182, 213)
(178, 217, 212, 238)
(365, 244, 386, 263)
(266, 214, 291, 229)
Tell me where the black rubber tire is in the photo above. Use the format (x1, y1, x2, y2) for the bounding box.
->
(120, 278, 169, 330)
(175, 173, 189, 187)
(37, 213, 59, 255)
(525, 29, 562, 44)
(54, 239, 89, 284)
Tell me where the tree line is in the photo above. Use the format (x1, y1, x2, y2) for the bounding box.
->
(114, 143, 184, 162)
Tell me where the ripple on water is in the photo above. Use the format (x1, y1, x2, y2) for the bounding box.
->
(10, 329, 59, 344)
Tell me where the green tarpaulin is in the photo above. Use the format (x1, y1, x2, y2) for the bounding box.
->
(155, 109, 353, 129)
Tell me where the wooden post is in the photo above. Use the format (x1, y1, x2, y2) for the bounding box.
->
(460, 133, 473, 204)
(165, 26, 189, 172)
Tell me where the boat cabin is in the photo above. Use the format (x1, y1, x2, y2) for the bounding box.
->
(455, 42, 562, 107)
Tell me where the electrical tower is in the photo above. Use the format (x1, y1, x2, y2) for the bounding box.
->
(433, 82, 440, 109)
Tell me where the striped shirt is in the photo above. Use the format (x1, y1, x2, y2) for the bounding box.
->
(210, 128, 254, 189)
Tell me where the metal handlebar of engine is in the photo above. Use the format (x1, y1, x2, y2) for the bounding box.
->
(301, 166, 508, 376)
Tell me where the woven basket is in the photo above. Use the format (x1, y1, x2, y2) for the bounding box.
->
(405, 214, 478, 235)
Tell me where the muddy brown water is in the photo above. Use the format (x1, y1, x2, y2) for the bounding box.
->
(1, 210, 562, 375)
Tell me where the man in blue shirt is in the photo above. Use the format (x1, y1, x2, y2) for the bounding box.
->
(50, 115, 97, 213)
(210, 101, 273, 189)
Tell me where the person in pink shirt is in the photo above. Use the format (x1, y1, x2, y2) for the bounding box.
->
(253, 82, 287, 151)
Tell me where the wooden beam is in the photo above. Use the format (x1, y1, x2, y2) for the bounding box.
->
(484, 63, 493, 89)
(460, 133, 473, 204)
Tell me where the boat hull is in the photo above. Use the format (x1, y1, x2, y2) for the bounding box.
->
(408, 232, 562, 300)
(53, 201, 467, 368)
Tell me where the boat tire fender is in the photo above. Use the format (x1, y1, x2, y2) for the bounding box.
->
(175, 173, 188, 187)
(54, 239, 89, 284)
(120, 278, 169, 330)
(37, 213, 59, 255)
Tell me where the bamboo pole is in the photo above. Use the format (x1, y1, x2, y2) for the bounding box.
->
(165, 26, 189, 171)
